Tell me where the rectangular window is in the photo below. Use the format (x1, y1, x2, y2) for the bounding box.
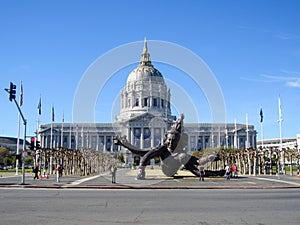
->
(135, 98, 139, 107)
(153, 98, 157, 107)
(161, 99, 164, 108)
(144, 98, 148, 107)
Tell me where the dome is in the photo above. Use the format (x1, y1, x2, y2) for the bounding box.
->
(126, 38, 164, 83)
(117, 38, 172, 122)
(127, 65, 163, 82)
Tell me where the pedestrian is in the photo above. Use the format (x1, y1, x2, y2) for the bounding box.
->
(59, 165, 63, 178)
(225, 164, 230, 180)
(33, 165, 40, 180)
(56, 165, 62, 183)
(199, 165, 205, 182)
(233, 164, 238, 178)
(111, 164, 117, 183)
(230, 165, 234, 178)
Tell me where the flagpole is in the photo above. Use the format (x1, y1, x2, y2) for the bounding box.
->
(50, 122, 53, 149)
(37, 111, 41, 141)
(260, 107, 264, 149)
(37, 96, 41, 136)
(278, 95, 284, 175)
(246, 113, 249, 149)
(49, 105, 54, 174)
(49, 119, 53, 175)
(225, 125, 228, 148)
(61, 111, 64, 148)
(36, 95, 41, 169)
(36, 108, 40, 166)
(234, 118, 237, 149)
(278, 96, 283, 150)
(260, 122, 264, 148)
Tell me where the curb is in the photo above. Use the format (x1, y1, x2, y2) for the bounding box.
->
(2, 184, 300, 190)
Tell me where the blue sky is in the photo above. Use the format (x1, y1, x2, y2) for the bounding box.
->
(1, 0, 300, 140)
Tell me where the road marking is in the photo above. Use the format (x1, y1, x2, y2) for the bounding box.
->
(66, 175, 102, 186)
(253, 177, 300, 186)
(0, 175, 19, 179)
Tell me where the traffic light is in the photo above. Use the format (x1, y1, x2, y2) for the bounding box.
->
(36, 140, 41, 149)
(30, 137, 35, 150)
(9, 82, 16, 101)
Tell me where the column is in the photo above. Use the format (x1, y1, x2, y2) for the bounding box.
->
(40, 135, 44, 148)
(69, 126, 72, 149)
(211, 132, 214, 148)
(53, 134, 57, 149)
(96, 135, 99, 151)
(187, 134, 190, 150)
(127, 127, 131, 142)
(140, 128, 144, 149)
(234, 132, 237, 149)
(150, 96, 153, 107)
(130, 128, 134, 144)
(111, 135, 114, 152)
(151, 127, 154, 148)
(103, 135, 106, 152)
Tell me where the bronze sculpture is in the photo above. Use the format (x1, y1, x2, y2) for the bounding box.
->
(114, 114, 220, 179)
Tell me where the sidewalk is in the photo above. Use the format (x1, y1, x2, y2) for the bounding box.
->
(1, 167, 300, 189)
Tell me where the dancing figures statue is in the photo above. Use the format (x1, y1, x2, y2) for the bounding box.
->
(114, 114, 220, 179)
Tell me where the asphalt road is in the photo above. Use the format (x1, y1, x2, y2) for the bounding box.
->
(1, 188, 299, 225)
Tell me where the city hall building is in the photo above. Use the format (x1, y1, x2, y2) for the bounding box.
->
(38, 40, 257, 155)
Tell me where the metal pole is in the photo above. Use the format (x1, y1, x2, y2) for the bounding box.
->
(21, 120, 26, 185)
(16, 113, 21, 175)
(278, 96, 284, 175)
(260, 122, 264, 148)
(36, 113, 40, 166)
(12, 98, 27, 184)
(246, 113, 249, 149)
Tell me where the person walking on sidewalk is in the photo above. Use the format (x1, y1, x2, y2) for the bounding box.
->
(56, 165, 62, 183)
(111, 164, 117, 183)
(233, 164, 238, 178)
(225, 164, 231, 180)
(199, 165, 205, 182)
(33, 165, 40, 180)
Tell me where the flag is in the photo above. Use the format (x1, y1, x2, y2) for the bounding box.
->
(62, 111, 64, 123)
(52, 106, 55, 122)
(260, 108, 263, 123)
(38, 97, 42, 115)
(20, 81, 23, 107)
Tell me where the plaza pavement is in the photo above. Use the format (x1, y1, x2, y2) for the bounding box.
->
(1, 166, 300, 189)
